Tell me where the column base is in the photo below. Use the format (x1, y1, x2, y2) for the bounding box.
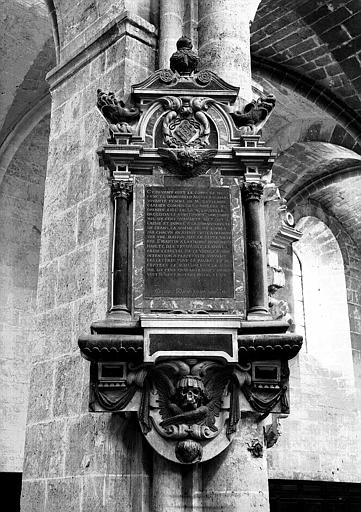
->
(247, 307, 273, 321)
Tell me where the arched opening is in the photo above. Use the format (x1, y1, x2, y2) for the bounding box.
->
(293, 216, 354, 382)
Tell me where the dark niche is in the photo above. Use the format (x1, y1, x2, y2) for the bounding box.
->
(144, 186, 234, 298)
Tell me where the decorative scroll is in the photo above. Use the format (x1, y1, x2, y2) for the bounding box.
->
(231, 95, 276, 135)
(97, 89, 140, 133)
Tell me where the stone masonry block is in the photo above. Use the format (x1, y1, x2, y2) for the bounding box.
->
(27, 361, 54, 424)
(95, 237, 109, 291)
(74, 291, 108, 337)
(20, 479, 46, 512)
(77, 191, 110, 246)
(67, 156, 93, 208)
(37, 260, 58, 311)
(82, 474, 151, 512)
(80, 108, 111, 152)
(53, 355, 84, 417)
(35, 304, 75, 361)
(65, 413, 147, 476)
(23, 420, 66, 478)
(46, 477, 81, 512)
(47, 129, 82, 168)
(40, 207, 77, 264)
(56, 244, 95, 305)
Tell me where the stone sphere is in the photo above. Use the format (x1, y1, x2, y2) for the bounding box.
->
(175, 440, 203, 464)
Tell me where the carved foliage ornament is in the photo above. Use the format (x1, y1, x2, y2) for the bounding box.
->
(111, 180, 133, 200)
(242, 182, 264, 202)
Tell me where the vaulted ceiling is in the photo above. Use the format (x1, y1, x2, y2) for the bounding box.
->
(1, 0, 361, 247)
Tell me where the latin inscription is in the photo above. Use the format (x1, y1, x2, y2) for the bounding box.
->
(144, 187, 234, 297)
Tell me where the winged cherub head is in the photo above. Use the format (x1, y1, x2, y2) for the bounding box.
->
(176, 375, 207, 411)
(177, 148, 202, 172)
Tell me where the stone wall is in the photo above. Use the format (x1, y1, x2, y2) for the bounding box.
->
(20, 11, 157, 511)
(0, 115, 49, 472)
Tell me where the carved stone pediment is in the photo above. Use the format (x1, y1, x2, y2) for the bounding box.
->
(132, 69, 240, 105)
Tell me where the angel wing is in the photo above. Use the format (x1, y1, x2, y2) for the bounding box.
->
(150, 361, 189, 421)
(200, 366, 233, 431)
(191, 149, 217, 177)
(158, 148, 182, 175)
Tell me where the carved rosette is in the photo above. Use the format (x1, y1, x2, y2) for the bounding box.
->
(111, 180, 133, 201)
(242, 182, 264, 202)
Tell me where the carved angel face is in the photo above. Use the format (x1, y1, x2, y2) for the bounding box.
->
(178, 148, 200, 171)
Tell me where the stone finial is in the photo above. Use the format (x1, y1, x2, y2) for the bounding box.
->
(170, 36, 199, 75)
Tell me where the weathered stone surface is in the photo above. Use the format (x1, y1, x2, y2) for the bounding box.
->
(65, 413, 150, 476)
(37, 261, 58, 311)
(35, 304, 75, 361)
(20, 480, 46, 512)
(82, 474, 151, 512)
(27, 362, 54, 423)
(77, 190, 110, 245)
(24, 421, 66, 478)
(40, 207, 77, 264)
(56, 245, 95, 305)
(46, 477, 81, 512)
(53, 355, 84, 417)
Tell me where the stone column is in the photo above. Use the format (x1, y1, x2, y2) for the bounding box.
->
(198, 0, 261, 102)
(243, 182, 270, 319)
(110, 179, 133, 318)
(159, 0, 184, 69)
(201, 413, 269, 512)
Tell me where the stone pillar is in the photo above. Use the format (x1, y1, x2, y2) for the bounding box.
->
(110, 179, 133, 317)
(201, 413, 269, 512)
(159, 0, 184, 69)
(20, 8, 156, 512)
(243, 182, 270, 319)
(198, 0, 261, 102)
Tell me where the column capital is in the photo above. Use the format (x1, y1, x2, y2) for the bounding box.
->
(242, 182, 264, 202)
(111, 180, 133, 200)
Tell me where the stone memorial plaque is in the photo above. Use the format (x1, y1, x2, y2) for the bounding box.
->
(149, 333, 234, 356)
(144, 186, 234, 298)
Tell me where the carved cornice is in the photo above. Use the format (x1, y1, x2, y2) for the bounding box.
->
(78, 334, 143, 362)
(238, 333, 303, 359)
(111, 180, 133, 200)
(242, 182, 264, 202)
